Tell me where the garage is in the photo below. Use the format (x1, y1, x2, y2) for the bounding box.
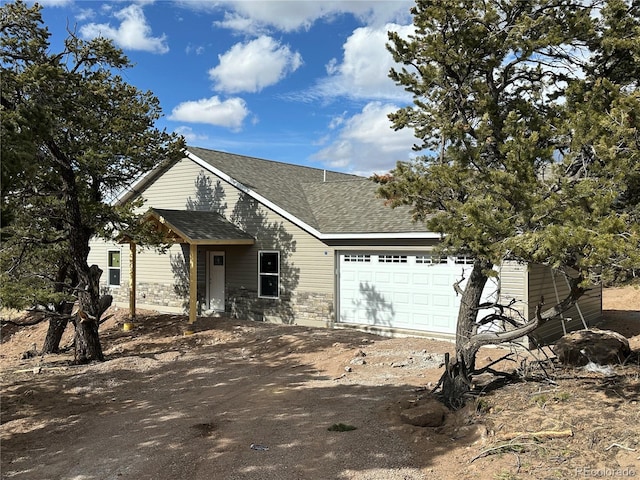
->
(337, 252, 475, 335)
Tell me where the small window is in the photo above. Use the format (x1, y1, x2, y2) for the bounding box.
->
(108, 250, 121, 287)
(258, 251, 280, 299)
(379, 255, 407, 263)
(343, 254, 371, 263)
(454, 256, 474, 265)
(416, 254, 448, 264)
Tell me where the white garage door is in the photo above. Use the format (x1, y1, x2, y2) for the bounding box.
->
(338, 252, 474, 334)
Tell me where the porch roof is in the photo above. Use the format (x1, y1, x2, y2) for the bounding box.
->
(146, 208, 255, 245)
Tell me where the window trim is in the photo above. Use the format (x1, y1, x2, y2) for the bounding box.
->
(258, 250, 280, 299)
(107, 249, 122, 287)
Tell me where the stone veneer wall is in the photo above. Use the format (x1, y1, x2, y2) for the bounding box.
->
(103, 282, 188, 311)
(227, 286, 333, 327)
(106, 281, 333, 326)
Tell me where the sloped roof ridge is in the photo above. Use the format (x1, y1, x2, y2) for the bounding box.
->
(300, 177, 370, 186)
(188, 145, 360, 180)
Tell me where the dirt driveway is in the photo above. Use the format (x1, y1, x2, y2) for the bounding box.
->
(1, 287, 639, 480)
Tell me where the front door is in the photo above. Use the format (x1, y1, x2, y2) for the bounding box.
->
(207, 251, 225, 312)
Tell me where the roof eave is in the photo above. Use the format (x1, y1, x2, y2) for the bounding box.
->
(318, 232, 442, 240)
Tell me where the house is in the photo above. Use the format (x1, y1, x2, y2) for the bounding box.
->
(88, 146, 602, 343)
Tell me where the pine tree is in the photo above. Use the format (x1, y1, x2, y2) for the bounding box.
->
(1, 1, 185, 362)
(381, 0, 640, 407)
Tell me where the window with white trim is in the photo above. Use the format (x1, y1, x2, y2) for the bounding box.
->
(107, 250, 121, 287)
(416, 254, 448, 264)
(258, 251, 280, 299)
(343, 254, 371, 262)
(454, 256, 474, 265)
(379, 254, 408, 263)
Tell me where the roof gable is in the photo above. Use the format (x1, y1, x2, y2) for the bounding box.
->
(125, 146, 439, 240)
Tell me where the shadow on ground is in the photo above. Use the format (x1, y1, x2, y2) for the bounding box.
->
(1, 314, 450, 480)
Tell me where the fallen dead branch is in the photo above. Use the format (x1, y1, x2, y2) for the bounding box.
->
(1, 315, 49, 327)
(470, 442, 540, 463)
(495, 429, 573, 442)
(605, 443, 636, 452)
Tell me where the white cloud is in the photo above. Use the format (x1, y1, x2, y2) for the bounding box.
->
(208, 36, 303, 94)
(313, 102, 416, 176)
(186, 43, 205, 55)
(173, 126, 209, 144)
(316, 23, 414, 101)
(179, 1, 412, 33)
(75, 8, 96, 22)
(79, 4, 169, 54)
(168, 96, 250, 131)
(33, 0, 73, 6)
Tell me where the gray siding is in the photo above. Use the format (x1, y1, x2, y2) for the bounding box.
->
(497, 260, 528, 319)
(526, 264, 602, 345)
(88, 239, 189, 313)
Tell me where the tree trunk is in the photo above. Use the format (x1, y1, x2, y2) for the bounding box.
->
(41, 266, 74, 354)
(41, 317, 68, 354)
(73, 316, 103, 363)
(440, 260, 491, 409)
(439, 261, 587, 409)
(73, 264, 104, 363)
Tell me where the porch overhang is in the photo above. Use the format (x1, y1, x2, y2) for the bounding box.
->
(145, 208, 256, 246)
(124, 208, 255, 324)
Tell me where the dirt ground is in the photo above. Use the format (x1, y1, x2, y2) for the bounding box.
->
(1, 287, 639, 480)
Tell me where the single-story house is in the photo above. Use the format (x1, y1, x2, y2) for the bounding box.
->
(88, 146, 601, 344)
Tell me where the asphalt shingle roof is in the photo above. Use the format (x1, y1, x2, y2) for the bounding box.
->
(188, 146, 426, 235)
(302, 180, 427, 234)
(150, 208, 255, 244)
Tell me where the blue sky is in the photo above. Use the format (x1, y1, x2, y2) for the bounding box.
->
(36, 0, 420, 176)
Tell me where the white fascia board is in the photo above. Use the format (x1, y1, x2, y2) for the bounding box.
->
(186, 150, 442, 242)
(321, 232, 442, 240)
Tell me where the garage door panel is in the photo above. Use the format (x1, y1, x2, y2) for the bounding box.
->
(375, 272, 391, 282)
(432, 274, 452, 286)
(432, 314, 453, 329)
(412, 293, 430, 306)
(432, 295, 452, 307)
(357, 272, 374, 282)
(339, 253, 493, 335)
(412, 273, 430, 285)
(394, 292, 410, 305)
(342, 270, 356, 281)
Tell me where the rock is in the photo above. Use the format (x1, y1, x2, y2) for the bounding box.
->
(553, 328, 631, 366)
(400, 399, 448, 428)
(453, 424, 488, 444)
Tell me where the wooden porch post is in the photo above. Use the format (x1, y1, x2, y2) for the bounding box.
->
(189, 243, 197, 324)
(129, 242, 137, 320)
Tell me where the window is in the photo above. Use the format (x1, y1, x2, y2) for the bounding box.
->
(416, 254, 448, 264)
(378, 255, 407, 263)
(258, 251, 280, 298)
(108, 250, 121, 287)
(454, 256, 474, 265)
(343, 254, 371, 263)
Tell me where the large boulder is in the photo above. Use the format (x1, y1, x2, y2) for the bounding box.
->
(553, 328, 631, 366)
(399, 398, 448, 427)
